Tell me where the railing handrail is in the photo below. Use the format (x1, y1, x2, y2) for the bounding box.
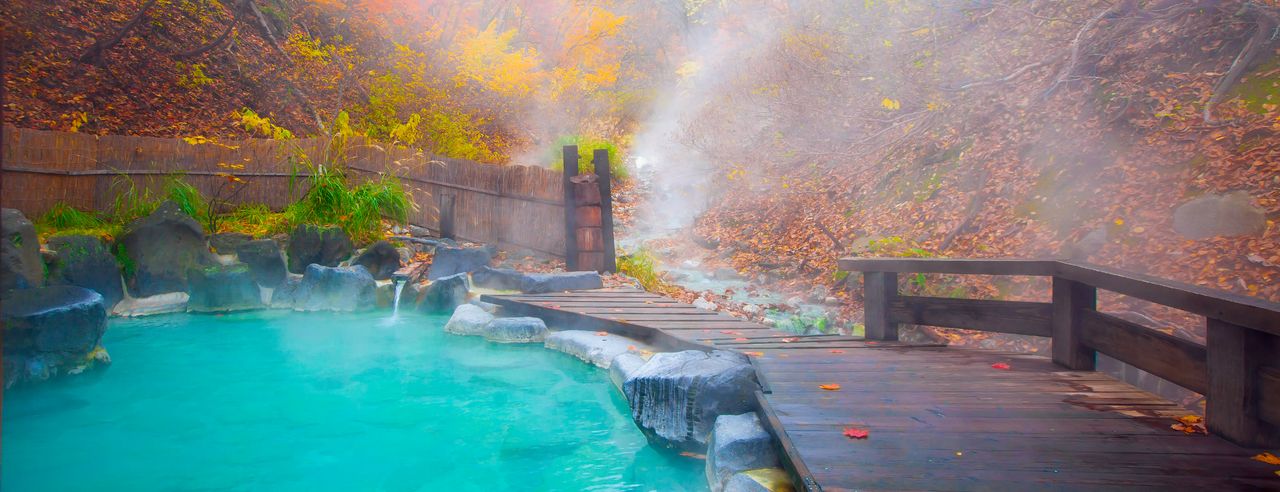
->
(837, 256, 1280, 448)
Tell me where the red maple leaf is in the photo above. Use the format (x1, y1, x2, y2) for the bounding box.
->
(843, 427, 869, 439)
(992, 362, 1011, 370)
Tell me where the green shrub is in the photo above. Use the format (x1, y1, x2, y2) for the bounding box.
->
(219, 203, 291, 237)
(286, 166, 413, 244)
(164, 176, 208, 222)
(548, 135, 628, 180)
(40, 203, 103, 230)
(618, 248, 665, 292)
(108, 176, 161, 224)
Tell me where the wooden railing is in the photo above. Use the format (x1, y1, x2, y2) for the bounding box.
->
(838, 257, 1280, 448)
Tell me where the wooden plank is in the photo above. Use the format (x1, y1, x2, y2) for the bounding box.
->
(863, 271, 898, 341)
(1056, 260, 1280, 338)
(754, 391, 821, 492)
(1261, 366, 1280, 428)
(839, 257, 1056, 276)
(594, 148, 617, 273)
(888, 296, 1052, 336)
(1079, 310, 1208, 394)
(561, 145, 578, 270)
(1052, 277, 1097, 370)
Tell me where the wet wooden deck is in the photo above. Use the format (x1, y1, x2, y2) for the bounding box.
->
(482, 289, 1280, 491)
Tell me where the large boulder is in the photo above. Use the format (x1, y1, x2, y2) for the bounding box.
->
(1, 208, 43, 291)
(46, 234, 124, 311)
(209, 232, 253, 255)
(186, 264, 263, 312)
(622, 350, 759, 451)
(723, 469, 792, 492)
(521, 271, 603, 294)
(286, 224, 353, 274)
(1173, 191, 1267, 239)
(353, 240, 401, 280)
(1, 285, 109, 386)
(419, 273, 469, 313)
(235, 239, 287, 287)
(276, 264, 376, 311)
(470, 266, 528, 291)
(115, 201, 214, 297)
(481, 317, 547, 343)
(427, 246, 492, 280)
(707, 413, 781, 492)
(444, 303, 495, 335)
(545, 330, 644, 368)
(609, 352, 647, 390)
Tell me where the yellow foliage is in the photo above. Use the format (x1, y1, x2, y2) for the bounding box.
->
(451, 24, 543, 98)
(881, 98, 901, 110)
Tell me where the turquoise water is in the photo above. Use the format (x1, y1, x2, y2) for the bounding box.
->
(3, 310, 707, 491)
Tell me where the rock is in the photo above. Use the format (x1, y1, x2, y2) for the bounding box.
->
(420, 272, 469, 313)
(282, 264, 376, 311)
(269, 277, 302, 308)
(286, 224, 353, 274)
(609, 352, 648, 390)
(115, 201, 214, 297)
(235, 239, 287, 287)
(693, 298, 718, 311)
(707, 413, 780, 492)
(823, 296, 840, 306)
(209, 232, 253, 254)
(482, 317, 547, 343)
(622, 350, 759, 451)
(186, 264, 263, 312)
(471, 266, 528, 290)
(408, 224, 433, 238)
(113, 292, 189, 316)
(545, 330, 644, 368)
(1065, 226, 1109, 260)
(682, 259, 703, 269)
(742, 304, 761, 315)
(1173, 191, 1266, 239)
(712, 268, 744, 281)
(469, 299, 500, 314)
(723, 469, 792, 492)
(46, 235, 124, 311)
(444, 303, 495, 335)
(353, 241, 401, 280)
(1, 285, 108, 386)
(396, 247, 413, 263)
(1, 208, 44, 291)
(428, 246, 492, 280)
(521, 271, 603, 294)
(807, 285, 830, 303)
(692, 232, 720, 249)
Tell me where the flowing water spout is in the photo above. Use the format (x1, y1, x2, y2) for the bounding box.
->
(391, 273, 408, 319)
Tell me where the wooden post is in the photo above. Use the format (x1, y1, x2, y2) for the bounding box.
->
(562, 146, 579, 271)
(439, 194, 455, 240)
(1051, 277, 1097, 370)
(863, 271, 898, 340)
(593, 149, 616, 273)
(1206, 318, 1279, 447)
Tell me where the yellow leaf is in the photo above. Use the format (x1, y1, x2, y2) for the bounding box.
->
(882, 39, 892, 47)
(1253, 452, 1280, 465)
(1176, 415, 1203, 425)
(1113, 218, 1124, 226)
(819, 384, 841, 391)
(881, 98, 900, 111)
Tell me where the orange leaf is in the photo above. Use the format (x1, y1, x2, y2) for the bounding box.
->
(991, 362, 1011, 370)
(743, 351, 764, 357)
(782, 337, 798, 343)
(843, 427, 869, 439)
(596, 331, 609, 336)
(679, 451, 706, 459)
(1176, 415, 1203, 425)
(734, 337, 749, 342)
(830, 349, 845, 354)
(819, 384, 841, 391)
(1253, 452, 1280, 465)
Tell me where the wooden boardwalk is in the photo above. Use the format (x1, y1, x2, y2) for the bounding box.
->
(483, 289, 1280, 491)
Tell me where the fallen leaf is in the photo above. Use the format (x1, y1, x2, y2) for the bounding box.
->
(1177, 415, 1203, 425)
(819, 384, 841, 391)
(991, 362, 1011, 370)
(744, 351, 764, 357)
(1253, 452, 1280, 465)
(720, 330, 742, 335)
(679, 451, 706, 459)
(830, 349, 845, 354)
(843, 427, 869, 439)
(596, 331, 609, 336)
(782, 337, 799, 343)
(627, 345, 637, 351)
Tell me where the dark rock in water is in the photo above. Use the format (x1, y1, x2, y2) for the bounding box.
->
(209, 232, 253, 254)
(235, 239, 286, 287)
(427, 246, 492, 280)
(1173, 191, 1266, 239)
(1, 208, 43, 291)
(420, 272, 469, 313)
(115, 201, 214, 297)
(269, 277, 303, 308)
(186, 264, 263, 312)
(471, 266, 527, 290)
(282, 264, 376, 311)
(711, 268, 744, 281)
(622, 350, 759, 451)
(1, 285, 109, 387)
(286, 224, 353, 274)
(521, 271, 603, 294)
(46, 235, 124, 311)
(353, 241, 401, 280)
(609, 352, 647, 390)
(706, 413, 780, 492)
(481, 317, 547, 343)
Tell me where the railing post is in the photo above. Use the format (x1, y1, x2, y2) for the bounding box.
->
(1206, 318, 1279, 447)
(1051, 277, 1096, 370)
(864, 271, 898, 340)
(593, 149, 616, 274)
(561, 146, 579, 270)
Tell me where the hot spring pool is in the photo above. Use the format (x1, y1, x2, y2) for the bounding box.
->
(2, 310, 707, 491)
